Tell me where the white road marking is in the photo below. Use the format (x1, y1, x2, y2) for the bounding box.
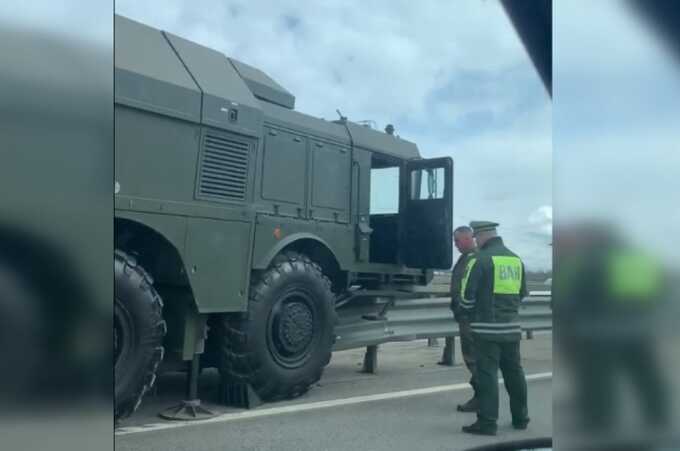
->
(116, 371, 552, 436)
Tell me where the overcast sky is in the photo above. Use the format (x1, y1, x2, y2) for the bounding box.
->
(115, 0, 553, 270)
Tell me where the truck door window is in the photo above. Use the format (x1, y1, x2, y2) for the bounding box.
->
(370, 167, 399, 214)
(410, 167, 444, 200)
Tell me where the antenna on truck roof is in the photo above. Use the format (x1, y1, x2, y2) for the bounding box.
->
(336, 109, 347, 122)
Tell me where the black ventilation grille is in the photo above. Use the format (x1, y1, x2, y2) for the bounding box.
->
(197, 133, 250, 202)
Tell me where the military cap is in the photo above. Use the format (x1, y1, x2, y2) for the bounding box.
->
(469, 221, 499, 234)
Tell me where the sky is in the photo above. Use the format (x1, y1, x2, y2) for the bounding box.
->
(115, 0, 553, 270)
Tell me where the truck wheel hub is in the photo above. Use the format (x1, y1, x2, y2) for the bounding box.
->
(280, 301, 313, 351)
(269, 294, 315, 367)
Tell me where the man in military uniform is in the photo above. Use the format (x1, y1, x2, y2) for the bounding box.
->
(445, 225, 479, 412)
(460, 221, 529, 435)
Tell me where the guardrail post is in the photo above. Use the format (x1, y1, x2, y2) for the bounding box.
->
(361, 345, 378, 374)
(437, 336, 456, 366)
(526, 330, 534, 340)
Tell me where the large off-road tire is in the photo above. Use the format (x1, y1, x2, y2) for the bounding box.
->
(217, 251, 336, 401)
(114, 250, 166, 420)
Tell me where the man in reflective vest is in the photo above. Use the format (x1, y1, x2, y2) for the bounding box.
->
(460, 221, 530, 435)
(555, 222, 670, 436)
(447, 225, 478, 412)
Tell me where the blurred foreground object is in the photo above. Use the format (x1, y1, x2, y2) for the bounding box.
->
(0, 1, 112, 450)
(628, 0, 680, 62)
(554, 1, 680, 448)
(554, 222, 673, 443)
(500, 0, 552, 96)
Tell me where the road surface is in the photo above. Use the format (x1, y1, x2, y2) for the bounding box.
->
(116, 333, 552, 451)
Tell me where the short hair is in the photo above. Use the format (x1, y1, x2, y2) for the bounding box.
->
(453, 225, 473, 235)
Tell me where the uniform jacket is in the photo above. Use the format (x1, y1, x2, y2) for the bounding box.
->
(450, 251, 476, 321)
(462, 236, 528, 341)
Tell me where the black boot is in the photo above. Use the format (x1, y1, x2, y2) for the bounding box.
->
(512, 418, 530, 430)
(462, 421, 497, 436)
(456, 396, 479, 412)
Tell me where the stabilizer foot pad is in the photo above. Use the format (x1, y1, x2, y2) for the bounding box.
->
(159, 399, 216, 421)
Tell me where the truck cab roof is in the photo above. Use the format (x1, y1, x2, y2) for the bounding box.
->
(114, 14, 421, 161)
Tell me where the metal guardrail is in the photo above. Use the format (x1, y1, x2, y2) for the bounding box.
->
(333, 293, 552, 352)
(332, 272, 552, 371)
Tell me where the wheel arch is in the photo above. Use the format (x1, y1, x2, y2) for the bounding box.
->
(114, 217, 190, 289)
(256, 234, 347, 295)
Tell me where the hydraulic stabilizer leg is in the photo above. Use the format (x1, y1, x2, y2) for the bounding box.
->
(159, 354, 215, 421)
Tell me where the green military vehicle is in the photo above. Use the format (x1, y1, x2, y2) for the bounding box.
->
(114, 14, 453, 419)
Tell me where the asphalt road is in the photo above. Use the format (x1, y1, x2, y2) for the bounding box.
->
(116, 333, 553, 451)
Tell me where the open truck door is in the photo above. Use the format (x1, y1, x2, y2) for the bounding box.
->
(401, 157, 453, 269)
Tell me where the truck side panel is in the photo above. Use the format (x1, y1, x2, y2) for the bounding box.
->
(115, 210, 253, 313)
(115, 106, 201, 203)
(310, 139, 351, 224)
(260, 127, 308, 217)
(184, 217, 252, 313)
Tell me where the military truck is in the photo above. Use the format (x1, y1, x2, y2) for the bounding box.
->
(114, 14, 453, 419)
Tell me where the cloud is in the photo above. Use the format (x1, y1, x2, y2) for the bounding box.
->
(529, 205, 553, 237)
